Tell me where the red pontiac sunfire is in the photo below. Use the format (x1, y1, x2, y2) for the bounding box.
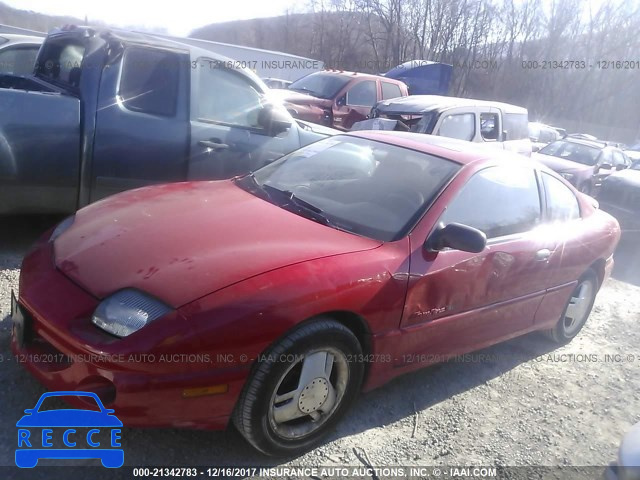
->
(12, 132, 620, 455)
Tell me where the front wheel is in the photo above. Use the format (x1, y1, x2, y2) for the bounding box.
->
(545, 269, 599, 343)
(233, 319, 364, 456)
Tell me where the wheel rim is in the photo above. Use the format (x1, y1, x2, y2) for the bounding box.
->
(268, 347, 349, 440)
(563, 278, 595, 336)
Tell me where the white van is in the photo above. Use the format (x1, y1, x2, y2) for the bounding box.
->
(356, 95, 532, 156)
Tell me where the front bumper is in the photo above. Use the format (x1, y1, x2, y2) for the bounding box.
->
(11, 241, 246, 430)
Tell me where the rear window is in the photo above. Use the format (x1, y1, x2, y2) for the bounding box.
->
(503, 112, 529, 140)
(119, 47, 180, 117)
(35, 38, 85, 90)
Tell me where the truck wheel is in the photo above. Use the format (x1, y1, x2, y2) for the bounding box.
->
(545, 269, 598, 343)
(233, 319, 364, 456)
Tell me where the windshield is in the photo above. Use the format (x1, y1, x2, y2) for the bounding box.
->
(539, 140, 601, 166)
(241, 136, 460, 241)
(288, 73, 350, 99)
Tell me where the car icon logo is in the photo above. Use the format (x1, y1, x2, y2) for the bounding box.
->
(16, 391, 124, 468)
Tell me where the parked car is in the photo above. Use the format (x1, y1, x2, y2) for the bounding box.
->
(271, 70, 408, 130)
(360, 95, 532, 156)
(605, 421, 640, 480)
(13, 132, 620, 456)
(528, 121, 562, 152)
(599, 159, 640, 234)
(533, 137, 632, 195)
(262, 77, 292, 89)
(0, 33, 42, 75)
(0, 26, 330, 215)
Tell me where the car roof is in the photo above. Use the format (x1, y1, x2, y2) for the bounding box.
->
(312, 70, 405, 84)
(375, 94, 527, 114)
(345, 131, 531, 166)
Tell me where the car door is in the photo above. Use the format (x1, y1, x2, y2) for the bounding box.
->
(533, 172, 588, 326)
(188, 58, 300, 180)
(398, 165, 552, 361)
(334, 79, 378, 129)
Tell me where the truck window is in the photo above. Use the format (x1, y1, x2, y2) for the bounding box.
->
(195, 63, 265, 129)
(35, 38, 85, 90)
(120, 47, 180, 117)
(381, 82, 402, 100)
(346, 81, 377, 107)
(480, 112, 499, 140)
(437, 113, 475, 141)
(503, 112, 529, 140)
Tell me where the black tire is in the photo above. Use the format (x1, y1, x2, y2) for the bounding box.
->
(545, 268, 599, 344)
(233, 318, 364, 456)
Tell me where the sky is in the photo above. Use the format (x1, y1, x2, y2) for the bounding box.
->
(3, 0, 300, 36)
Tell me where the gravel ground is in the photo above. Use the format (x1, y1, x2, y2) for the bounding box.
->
(1, 216, 639, 478)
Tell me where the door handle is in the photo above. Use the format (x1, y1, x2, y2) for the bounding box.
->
(199, 139, 229, 150)
(535, 248, 551, 261)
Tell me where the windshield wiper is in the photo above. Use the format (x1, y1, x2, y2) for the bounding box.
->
(261, 184, 333, 226)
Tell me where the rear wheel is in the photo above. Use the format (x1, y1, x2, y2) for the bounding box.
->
(545, 269, 598, 343)
(233, 319, 364, 456)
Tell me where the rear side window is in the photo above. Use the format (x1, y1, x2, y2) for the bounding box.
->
(441, 166, 541, 239)
(347, 81, 377, 107)
(381, 82, 402, 100)
(542, 173, 580, 222)
(120, 47, 180, 117)
(437, 113, 475, 141)
(35, 39, 85, 90)
(503, 112, 529, 140)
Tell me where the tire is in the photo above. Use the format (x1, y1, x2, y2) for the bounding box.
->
(545, 268, 599, 344)
(233, 318, 364, 456)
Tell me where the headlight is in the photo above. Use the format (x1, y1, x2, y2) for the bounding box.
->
(560, 172, 574, 181)
(50, 215, 75, 242)
(92, 289, 173, 337)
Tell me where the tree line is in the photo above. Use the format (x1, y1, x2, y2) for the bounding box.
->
(192, 0, 640, 143)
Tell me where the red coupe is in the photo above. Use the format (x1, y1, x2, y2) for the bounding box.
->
(12, 132, 620, 455)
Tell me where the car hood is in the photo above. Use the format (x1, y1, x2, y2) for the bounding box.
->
(531, 152, 592, 173)
(54, 181, 381, 307)
(270, 89, 332, 107)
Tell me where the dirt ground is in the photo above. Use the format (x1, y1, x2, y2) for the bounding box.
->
(1, 215, 639, 479)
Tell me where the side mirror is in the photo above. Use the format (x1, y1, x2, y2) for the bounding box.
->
(426, 223, 487, 253)
(502, 130, 509, 141)
(258, 107, 292, 137)
(598, 163, 612, 171)
(532, 144, 540, 152)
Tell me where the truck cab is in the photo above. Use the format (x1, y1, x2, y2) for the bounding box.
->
(0, 27, 328, 214)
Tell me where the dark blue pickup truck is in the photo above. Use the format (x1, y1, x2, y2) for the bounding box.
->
(0, 27, 331, 214)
